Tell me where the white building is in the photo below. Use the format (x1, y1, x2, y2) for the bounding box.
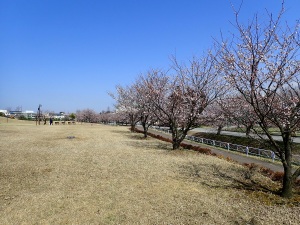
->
(23, 110, 36, 119)
(53, 114, 65, 120)
(0, 110, 10, 116)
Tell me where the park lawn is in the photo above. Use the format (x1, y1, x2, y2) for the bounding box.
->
(0, 117, 299, 224)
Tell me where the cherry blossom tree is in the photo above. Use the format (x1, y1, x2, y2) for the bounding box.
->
(110, 85, 140, 132)
(76, 109, 98, 123)
(201, 102, 228, 135)
(99, 111, 115, 124)
(145, 53, 225, 149)
(218, 3, 300, 197)
(134, 70, 161, 138)
(218, 95, 258, 137)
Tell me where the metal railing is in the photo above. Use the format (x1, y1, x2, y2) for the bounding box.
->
(185, 135, 277, 161)
(151, 126, 282, 163)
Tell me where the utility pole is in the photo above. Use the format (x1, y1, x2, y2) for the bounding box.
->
(38, 104, 42, 125)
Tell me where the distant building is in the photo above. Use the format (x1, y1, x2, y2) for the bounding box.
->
(48, 112, 66, 120)
(53, 113, 65, 120)
(23, 110, 36, 119)
(0, 110, 10, 116)
(9, 110, 22, 117)
(9, 110, 37, 119)
(2, 109, 67, 120)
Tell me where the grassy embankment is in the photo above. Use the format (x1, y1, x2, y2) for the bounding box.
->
(0, 117, 299, 224)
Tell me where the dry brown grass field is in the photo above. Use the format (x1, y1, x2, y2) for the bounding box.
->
(0, 117, 299, 224)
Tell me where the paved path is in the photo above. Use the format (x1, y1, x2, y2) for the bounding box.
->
(191, 127, 300, 143)
(136, 127, 300, 176)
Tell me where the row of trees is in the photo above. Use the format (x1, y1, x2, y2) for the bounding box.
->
(110, 54, 227, 147)
(110, 3, 300, 198)
(76, 108, 129, 124)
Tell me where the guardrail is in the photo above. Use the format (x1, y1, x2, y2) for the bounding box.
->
(151, 126, 299, 164)
(185, 135, 277, 161)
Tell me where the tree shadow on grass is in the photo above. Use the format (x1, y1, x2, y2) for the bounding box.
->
(209, 165, 279, 195)
(110, 130, 130, 135)
(183, 163, 279, 195)
(206, 167, 300, 206)
(111, 130, 147, 139)
(126, 139, 172, 151)
(110, 129, 173, 151)
(126, 134, 148, 140)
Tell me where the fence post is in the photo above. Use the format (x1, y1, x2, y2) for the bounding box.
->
(246, 146, 249, 156)
(213, 140, 215, 146)
(227, 143, 230, 151)
(271, 151, 275, 162)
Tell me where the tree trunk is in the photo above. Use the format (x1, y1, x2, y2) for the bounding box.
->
(129, 114, 137, 132)
(142, 122, 148, 138)
(130, 123, 135, 132)
(281, 161, 293, 198)
(141, 115, 149, 138)
(171, 126, 189, 150)
(245, 124, 252, 137)
(281, 133, 293, 198)
(217, 125, 223, 135)
(172, 140, 181, 150)
(170, 125, 181, 150)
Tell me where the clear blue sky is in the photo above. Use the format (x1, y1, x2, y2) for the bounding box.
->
(1, 0, 299, 113)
